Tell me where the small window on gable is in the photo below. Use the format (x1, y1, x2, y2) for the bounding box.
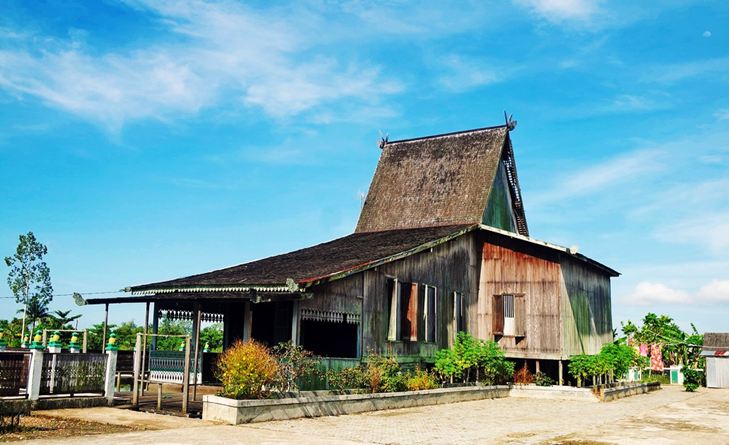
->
(387, 278, 418, 342)
(493, 293, 525, 337)
(453, 291, 466, 334)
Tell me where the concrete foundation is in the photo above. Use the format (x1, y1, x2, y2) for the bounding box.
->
(203, 386, 511, 424)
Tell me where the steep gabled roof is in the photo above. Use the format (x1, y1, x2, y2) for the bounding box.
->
(355, 125, 528, 235)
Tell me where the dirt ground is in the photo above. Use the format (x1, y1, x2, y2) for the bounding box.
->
(8, 385, 729, 444)
(0, 415, 138, 442)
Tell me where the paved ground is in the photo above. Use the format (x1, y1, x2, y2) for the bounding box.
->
(21, 386, 729, 444)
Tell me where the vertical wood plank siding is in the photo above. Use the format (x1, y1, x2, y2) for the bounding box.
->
(361, 234, 476, 358)
(304, 230, 612, 362)
(478, 241, 562, 357)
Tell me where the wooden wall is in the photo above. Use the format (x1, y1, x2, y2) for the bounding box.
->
(475, 232, 613, 359)
(360, 233, 479, 359)
(303, 275, 363, 315)
(304, 230, 613, 361)
(559, 258, 613, 356)
(476, 239, 562, 359)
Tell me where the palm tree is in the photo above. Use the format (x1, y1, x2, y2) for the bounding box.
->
(51, 310, 82, 328)
(17, 297, 51, 333)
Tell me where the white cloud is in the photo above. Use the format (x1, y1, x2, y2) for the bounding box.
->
(655, 211, 729, 254)
(530, 148, 665, 206)
(703, 30, 712, 38)
(623, 281, 688, 305)
(513, 0, 601, 22)
(437, 55, 507, 92)
(715, 109, 729, 121)
(697, 280, 729, 302)
(647, 57, 729, 84)
(0, 0, 403, 131)
(622, 280, 729, 306)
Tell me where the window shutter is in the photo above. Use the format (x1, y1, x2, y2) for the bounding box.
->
(515, 294, 526, 337)
(492, 294, 504, 335)
(408, 283, 418, 341)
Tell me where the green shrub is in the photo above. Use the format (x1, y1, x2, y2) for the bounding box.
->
(327, 366, 369, 391)
(534, 371, 555, 386)
(272, 341, 319, 392)
(216, 340, 280, 399)
(434, 332, 513, 385)
(569, 343, 641, 387)
(366, 353, 405, 392)
(683, 367, 702, 392)
(405, 368, 438, 391)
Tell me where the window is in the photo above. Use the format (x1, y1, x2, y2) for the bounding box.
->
(387, 279, 419, 342)
(422, 285, 437, 343)
(503, 294, 515, 336)
(453, 291, 466, 334)
(492, 293, 525, 337)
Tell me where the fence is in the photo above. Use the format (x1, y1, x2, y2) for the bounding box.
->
(0, 352, 31, 397)
(39, 353, 107, 395)
(0, 349, 117, 405)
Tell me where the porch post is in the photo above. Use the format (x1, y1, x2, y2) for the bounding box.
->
(131, 333, 141, 406)
(558, 360, 564, 386)
(151, 303, 159, 351)
(141, 301, 150, 396)
(192, 303, 202, 401)
(291, 301, 300, 345)
(181, 336, 191, 415)
(242, 301, 252, 341)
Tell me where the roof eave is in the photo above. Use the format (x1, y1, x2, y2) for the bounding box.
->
(477, 224, 620, 277)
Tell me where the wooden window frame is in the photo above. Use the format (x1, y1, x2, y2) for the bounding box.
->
(492, 293, 526, 338)
(453, 291, 466, 334)
(422, 285, 438, 343)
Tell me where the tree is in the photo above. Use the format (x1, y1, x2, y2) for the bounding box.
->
(50, 310, 82, 329)
(200, 323, 223, 352)
(4, 232, 53, 338)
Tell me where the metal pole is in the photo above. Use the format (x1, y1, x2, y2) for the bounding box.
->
(182, 336, 191, 415)
(141, 302, 150, 396)
(82, 330, 87, 353)
(192, 304, 201, 401)
(132, 333, 142, 406)
(102, 303, 109, 349)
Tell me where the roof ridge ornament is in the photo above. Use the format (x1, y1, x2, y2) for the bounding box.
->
(504, 111, 517, 131)
(378, 132, 389, 149)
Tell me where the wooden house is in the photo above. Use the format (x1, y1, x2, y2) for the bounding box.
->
(701, 332, 729, 388)
(88, 124, 618, 382)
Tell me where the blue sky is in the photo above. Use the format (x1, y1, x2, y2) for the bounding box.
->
(1, 0, 728, 333)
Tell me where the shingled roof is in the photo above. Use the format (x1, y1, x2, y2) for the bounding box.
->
(355, 125, 529, 235)
(122, 223, 617, 298)
(126, 224, 473, 295)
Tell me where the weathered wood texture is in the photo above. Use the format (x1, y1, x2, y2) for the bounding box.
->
(477, 241, 562, 358)
(303, 276, 363, 315)
(559, 258, 612, 356)
(476, 233, 612, 359)
(360, 234, 479, 359)
(483, 162, 518, 233)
